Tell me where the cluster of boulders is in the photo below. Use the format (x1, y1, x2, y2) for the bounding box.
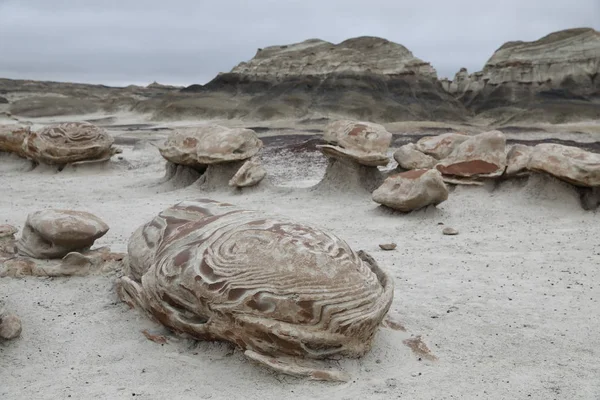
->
(313, 120, 600, 212)
(158, 125, 267, 190)
(0, 210, 123, 341)
(389, 129, 600, 210)
(0, 122, 121, 167)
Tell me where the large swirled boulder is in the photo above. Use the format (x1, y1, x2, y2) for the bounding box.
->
(17, 210, 109, 259)
(158, 125, 262, 167)
(118, 199, 393, 380)
(317, 120, 392, 166)
(22, 122, 117, 165)
(436, 131, 507, 179)
(0, 124, 30, 158)
(527, 144, 600, 187)
(372, 169, 449, 212)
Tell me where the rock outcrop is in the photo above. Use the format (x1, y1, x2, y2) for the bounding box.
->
(158, 37, 467, 122)
(444, 28, 600, 124)
(372, 169, 449, 212)
(118, 199, 393, 381)
(17, 210, 109, 259)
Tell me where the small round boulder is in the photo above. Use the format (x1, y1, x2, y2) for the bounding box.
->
(18, 210, 109, 259)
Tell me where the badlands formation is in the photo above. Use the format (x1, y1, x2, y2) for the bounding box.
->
(1, 27, 600, 400)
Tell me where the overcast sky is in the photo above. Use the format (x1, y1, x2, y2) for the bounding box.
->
(0, 0, 598, 87)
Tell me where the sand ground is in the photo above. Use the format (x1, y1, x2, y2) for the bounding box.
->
(1, 114, 599, 399)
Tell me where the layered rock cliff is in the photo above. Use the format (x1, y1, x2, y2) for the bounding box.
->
(158, 37, 467, 122)
(444, 28, 600, 124)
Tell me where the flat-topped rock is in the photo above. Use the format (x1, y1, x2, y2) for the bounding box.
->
(372, 169, 449, 212)
(18, 209, 109, 259)
(232, 36, 437, 79)
(158, 125, 262, 167)
(318, 120, 391, 166)
(22, 122, 117, 165)
(527, 143, 600, 187)
(436, 131, 507, 178)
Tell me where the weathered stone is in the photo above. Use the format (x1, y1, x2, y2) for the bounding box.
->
(379, 243, 397, 251)
(0, 224, 17, 238)
(0, 125, 30, 158)
(505, 144, 533, 177)
(393, 143, 437, 170)
(158, 125, 262, 167)
(415, 133, 469, 160)
(372, 169, 449, 212)
(17, 210, 109, 259)
(442, 227, 459, 235)
(317, 120, 392, 166)
(228, 158, 267, 188)
(436, 131, 507, 178)
(0, 305, 22, 340)
(22, 122, 117, 165)
(118, 199, 393, 381)
(527, 143, 600, 187)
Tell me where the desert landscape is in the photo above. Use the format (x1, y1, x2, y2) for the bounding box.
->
(1, 26, 600, 400)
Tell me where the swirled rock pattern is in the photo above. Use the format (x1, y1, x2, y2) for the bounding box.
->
(318, 120, 392, 166)
(22, 122, 116, 165)
(158, 125, 262, 167)
(17, 210, 109, 259)
(118, 199, 393, 379)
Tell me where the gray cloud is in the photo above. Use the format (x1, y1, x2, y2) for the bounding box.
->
(0, 0, 598, 86)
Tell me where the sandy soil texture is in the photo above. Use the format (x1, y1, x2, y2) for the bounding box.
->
(1, 116, 599, 400)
